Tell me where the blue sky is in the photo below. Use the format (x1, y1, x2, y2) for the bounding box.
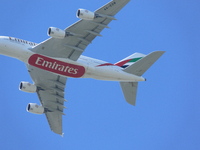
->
(0, 0, 199, 150)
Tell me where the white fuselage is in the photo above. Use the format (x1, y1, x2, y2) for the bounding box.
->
(0, 36, 145, 82)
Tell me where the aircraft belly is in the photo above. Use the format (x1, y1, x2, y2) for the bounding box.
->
(84, 66, 145, 82)
(0, 37, 144, 82)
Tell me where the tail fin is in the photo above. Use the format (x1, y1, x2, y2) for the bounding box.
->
(120, 51, 165, 105)
(115, 53, 146, 68)
(123, 51, 165, 76)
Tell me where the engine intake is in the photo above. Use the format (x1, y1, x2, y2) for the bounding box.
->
(19, 82, 37, 93)
(47, 27, 66, 39)
(77, 9, 95, 20)
(27, 103, 44, 115)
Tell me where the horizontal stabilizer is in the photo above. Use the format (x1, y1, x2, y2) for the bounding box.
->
(120, 82, 138, 106)
(120, 51, 165, 106)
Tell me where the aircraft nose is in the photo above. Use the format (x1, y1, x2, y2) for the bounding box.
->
(0, 36, 10, 55)
(0, 37, 5, 48)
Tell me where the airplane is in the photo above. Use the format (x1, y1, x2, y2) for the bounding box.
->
(0, 0, 164, 135)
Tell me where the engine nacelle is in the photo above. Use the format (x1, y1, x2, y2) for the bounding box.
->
(19, 82, 37, 93)
(47, 27, 66, 39)
(27, 103, 44, 115)
(77, 9, 95, 20)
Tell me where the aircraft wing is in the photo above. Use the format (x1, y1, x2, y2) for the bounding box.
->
(31, 0, 130, 61)
(27, 0, 130, 135)
(27, 65, 67, 135)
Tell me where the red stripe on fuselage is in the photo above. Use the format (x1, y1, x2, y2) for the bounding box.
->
(114, 59, 132, 67)
(97, 63, 115, 67)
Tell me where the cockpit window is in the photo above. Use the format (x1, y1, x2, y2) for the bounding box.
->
(9, 37, 37, 46)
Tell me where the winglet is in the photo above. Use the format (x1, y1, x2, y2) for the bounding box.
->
(61, 133, 64, 137)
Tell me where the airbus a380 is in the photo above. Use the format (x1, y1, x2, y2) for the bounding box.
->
(0, 0, 164, 135)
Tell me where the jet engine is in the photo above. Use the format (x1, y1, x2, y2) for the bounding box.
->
(27, 103, 44, 115)
(47, 27, 66, 39)
(77, 9, 95, 20)
(19, 82, 37, 93)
